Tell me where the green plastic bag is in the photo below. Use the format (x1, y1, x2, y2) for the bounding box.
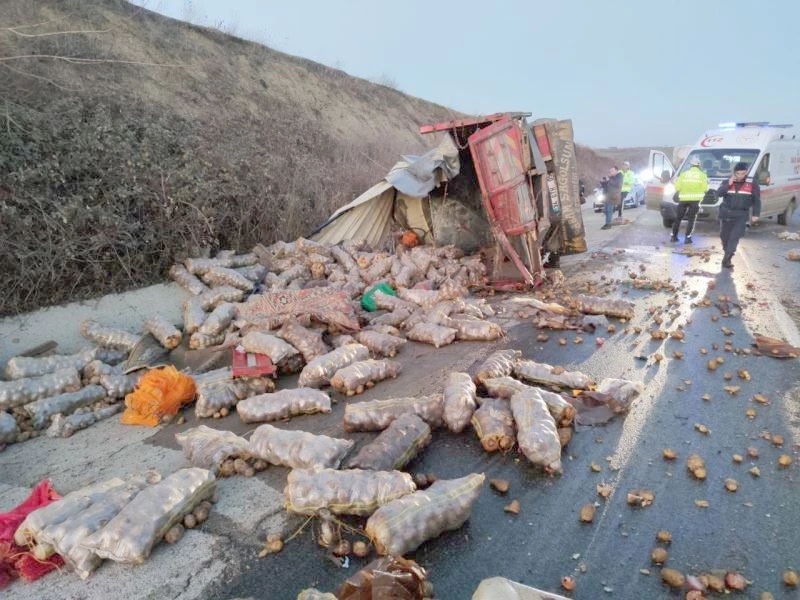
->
(361, 283, 396, 312)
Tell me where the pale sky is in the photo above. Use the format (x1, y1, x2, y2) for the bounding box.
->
(134, 0, 799, 148)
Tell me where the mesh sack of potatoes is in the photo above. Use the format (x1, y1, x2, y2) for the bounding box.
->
(15, 477, 133, 549)
(297, 344, 370, 388)
(201, 267, 253, 292)
(47, 404, 122, 438)
(353, 330, 407, 357)
(536, 387, 576, 427)
(236, 388, 331, 424)
(450, 318, 504, 342)
(175, 425, 252, 472)
(182, 297, 207, 335)
(80, 320, 139, 352)
(144, 315, 182, 350)
(365, 473, 485, 556)
(284, 468, 416, 516)
(330, 359, 401, 396)
(198, 286, 245, 311)
(100, 372, 143, 399)
(368, 308, 412, 328)
(4, 348, 97, 380)
(184, 257, 234, 275)
(471, 397, 515, 453)
(240, 331, 299, 364)
(510, 389, 563, 474)
(81, 468, 216, 564)
(36, 472, 160, 578)
(345, 412, 432, 471)
(250, 423, 354, 470)
(575, 295, 635, 320)
(596, 378, 644, 414)
(275, 322, 330, 362)
(198, 303, 237, 336)
(405, 323, 457, 348)
(194, 368, 274, 418)
(513, 359, 594, 390)
(0, 411, 19, 443)
(481, 376, 530, 399)
(475, 350, 521, 384)
(443, 372, 478, 433)
(343, 394, 444, 432)
(169, 264, 209, 295)
(0, 367, 81, 411)
(25, 385, 107, 429)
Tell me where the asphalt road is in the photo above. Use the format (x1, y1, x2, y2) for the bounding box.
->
(201, 204, 800, 599)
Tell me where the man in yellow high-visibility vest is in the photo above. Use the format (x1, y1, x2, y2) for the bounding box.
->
(670, 156, 709, 244)
(619, 161, 636, 218)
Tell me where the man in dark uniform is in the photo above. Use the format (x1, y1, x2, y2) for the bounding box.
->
(716, 162, 760, 270)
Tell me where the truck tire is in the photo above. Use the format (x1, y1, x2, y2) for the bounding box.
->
(662, 217, 674, 229)
(777, 200, 795, 226)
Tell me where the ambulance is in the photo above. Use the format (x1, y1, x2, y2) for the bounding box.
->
(645, 122, 800, 228)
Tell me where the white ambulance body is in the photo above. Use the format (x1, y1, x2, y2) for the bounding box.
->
(645, 122, 800, 228)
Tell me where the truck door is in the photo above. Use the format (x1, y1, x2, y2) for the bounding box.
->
(467, 117, 543, 286)
(645, 150, 676, 211)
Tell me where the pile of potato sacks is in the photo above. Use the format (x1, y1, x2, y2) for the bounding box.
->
(0, 238, 498, 447)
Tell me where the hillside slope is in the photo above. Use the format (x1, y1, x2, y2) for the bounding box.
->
(0, 0, 614, 315)
(0, 0, 462, 315)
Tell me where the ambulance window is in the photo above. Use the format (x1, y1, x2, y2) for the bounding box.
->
(756, 154, 770, 184)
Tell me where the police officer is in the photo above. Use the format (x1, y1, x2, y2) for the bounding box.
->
(671, 156, 709, 244)
(716, 161, 760, 270)
(619, 161, 636, 218)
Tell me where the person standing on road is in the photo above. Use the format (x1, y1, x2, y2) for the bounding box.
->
(670, 156, 709, 244)
(619, 161, 636, 218)
(600, 166, 622, 230)
(716, 161, 760, 269)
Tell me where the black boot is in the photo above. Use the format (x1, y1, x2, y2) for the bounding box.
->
(722, 253, 733, 269)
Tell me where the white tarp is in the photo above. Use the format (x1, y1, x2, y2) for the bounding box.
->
(311, 137, 460, 247)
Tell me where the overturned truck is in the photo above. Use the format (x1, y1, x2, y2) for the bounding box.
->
(312, 112, 587, 288)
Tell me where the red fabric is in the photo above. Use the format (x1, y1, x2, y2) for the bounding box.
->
(0, 480, 60, 543)
(0, 480, 62, 589)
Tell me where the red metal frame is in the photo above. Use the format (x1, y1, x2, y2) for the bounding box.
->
(467, 117, 544, 288)
(419, 112, 531, 135)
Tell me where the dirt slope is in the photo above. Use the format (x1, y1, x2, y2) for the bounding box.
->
(0, 0, 461, 315)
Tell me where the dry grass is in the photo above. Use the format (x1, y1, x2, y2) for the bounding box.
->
(0, 0, 460, 315)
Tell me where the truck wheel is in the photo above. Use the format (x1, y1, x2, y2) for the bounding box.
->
(777, 201, 795, 226)
(662, 217, 674, 228)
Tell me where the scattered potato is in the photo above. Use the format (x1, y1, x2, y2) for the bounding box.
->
(732, 454, 743, 463)
(656, 530, 672, 543)
(725, 572, 747, 591)
(579, 504, 596, 523)
(504, 499, 520, 515)
(661, 568, 685, 589)
(561, 576, 576, 591)
(490, 479, 509, 494)
(183, 513, 198, 529)
(784, 570, 799, 587)
(333, 539, 351, 557)
(596, 483, 612, 498)
(749, 466, 761, 477)
(626, 489, 655, 507)
(694, 499, 709, 508)
(651, 547, 668, 564)
(662, 448, 677, 460)
(778, 455, 793, 467)
(352, 541, 369, 558)
(747, 447, 760, 458)
(724, 478, 738, 492)
(164, 524, 185, 544)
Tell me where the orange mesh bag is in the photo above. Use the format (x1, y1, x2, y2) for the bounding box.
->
(121, 366, 196, 426)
